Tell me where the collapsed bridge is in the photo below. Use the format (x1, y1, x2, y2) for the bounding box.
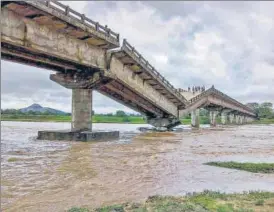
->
(1, 0, 257, 140)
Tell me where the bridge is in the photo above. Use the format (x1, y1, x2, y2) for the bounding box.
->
(178, 87, 256, 128)
(1, 1, 257, 140)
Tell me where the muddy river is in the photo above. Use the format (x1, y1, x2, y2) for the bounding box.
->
(1, 122, 274, 211)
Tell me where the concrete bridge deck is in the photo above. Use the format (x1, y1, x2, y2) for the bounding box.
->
(179, 87, 256, 127)
(1, 0, 257, 140)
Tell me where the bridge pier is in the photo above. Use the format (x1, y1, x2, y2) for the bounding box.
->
(209, 110, 218, 127)
(191, 109, 200, 128)
(235, 115, 241, 125)
(240, 116, 244, 124)
(221, 110, 230, 125)
(71, 89, 92, 131)
(147, 117, 181, 131)
(37, 73, 119, 142)
(228, 113, 235, 124)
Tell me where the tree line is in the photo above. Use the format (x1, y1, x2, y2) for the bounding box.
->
(246, 102, 274, 119)
(1, 102, 273, 119)
(0, 109, 142, 117)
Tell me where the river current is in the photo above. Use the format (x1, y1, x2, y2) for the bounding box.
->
(1, 121, 274, 211)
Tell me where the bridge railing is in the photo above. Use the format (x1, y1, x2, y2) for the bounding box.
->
(189, 87, 214, 104)
(40, 0, 119, 42)
(210, 87, 255, 114)
(122, 39, 187, 104)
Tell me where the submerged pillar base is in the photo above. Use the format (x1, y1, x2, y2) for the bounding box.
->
(147, 117, 181, 131)
(37, 130, 119, 142)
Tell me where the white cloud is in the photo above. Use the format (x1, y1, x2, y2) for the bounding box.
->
(59, 1, 88, 14)
(1, 1, 274, 113)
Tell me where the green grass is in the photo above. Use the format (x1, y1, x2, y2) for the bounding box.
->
(252, 118, 274, 124)
(1, 114, 212, 125)
(1, 114, 146, 124)
(205, 161, 274, 173)
(7, 157, 19, 162)
(67, 191, 274, 212)
(68, 208, 89, 212)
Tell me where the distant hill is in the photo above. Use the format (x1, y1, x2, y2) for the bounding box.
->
(19, 103, 67, 115)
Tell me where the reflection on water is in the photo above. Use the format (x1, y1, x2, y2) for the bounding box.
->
(1, 121, 274, 212)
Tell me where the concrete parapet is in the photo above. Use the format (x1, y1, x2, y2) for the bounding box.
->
(37, 130, 119, 142)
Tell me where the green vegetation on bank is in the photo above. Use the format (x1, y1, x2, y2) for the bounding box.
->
(68, 190, 274, 212)
(0, 114, 145, 124)
(246, 102, 274, 124)
(252, 118, 274, 124)
(1, 114, 213, 125)
(205, 162, 274, 173)
(2, 101, 274, 124)
(246, 102, 274, 119)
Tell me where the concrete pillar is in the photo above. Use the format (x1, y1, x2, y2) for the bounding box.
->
(221, 112, 228, 125)
(240, 116, 244, 124)
(191, 109, 200, 128)
(71, 89, 92, 131)
(209, 111, 218, 127)
(229, 114, 234, 124)
(235, 115, 238, 124)
(243, 116, 247, 124)
(235, 115, 241, 125)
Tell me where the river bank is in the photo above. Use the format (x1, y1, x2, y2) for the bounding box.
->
(70, 191, 274, 212)
(1, 114, 273, 125)
(0, 114, 205, 125)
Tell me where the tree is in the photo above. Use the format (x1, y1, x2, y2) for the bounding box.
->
(115, 110, 127, 117)
(246, 102, 274, 119)
(246, 102, 259, 110)
(261, 102, 273, 108)
(199, 108, 209, 116)
(258, 102, 273, 118)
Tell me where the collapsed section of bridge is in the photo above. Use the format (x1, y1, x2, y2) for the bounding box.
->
(1, 0, 257, 141)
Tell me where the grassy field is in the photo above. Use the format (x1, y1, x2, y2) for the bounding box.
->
(0, 114, 145, 124)
(252, 118, 274, 124)
(205, 162, 274, 173)
(68, 190, 274, 212)
(3, 114, 274, 125)
(1, 114, 211, 125)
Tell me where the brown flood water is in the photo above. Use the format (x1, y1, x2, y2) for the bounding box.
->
(1, 122, 274, 212)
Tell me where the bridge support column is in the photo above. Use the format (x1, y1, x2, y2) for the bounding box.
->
(240, 116, 244, 125)
(191, 109, 200, 128)
(228, 114, 235, 124)
(147, 117, 181, 131)
(209, 111, 218, 127)
(221, 111, 229, 125)
(71, 89, 92, 131)
(243, 116, 247, 124)
(37, 72, 119, 142)
(235, 115, 241, 125)
(235, 115, 238, 124)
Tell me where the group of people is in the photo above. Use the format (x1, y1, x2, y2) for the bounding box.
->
(188, 86, 205, 93)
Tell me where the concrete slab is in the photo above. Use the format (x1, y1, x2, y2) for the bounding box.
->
(37, 130, 119, 142)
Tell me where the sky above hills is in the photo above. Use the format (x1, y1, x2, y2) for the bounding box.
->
(2, 1, 274, 113)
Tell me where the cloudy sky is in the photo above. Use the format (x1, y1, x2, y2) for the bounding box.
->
(2, 1, 274, 113)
